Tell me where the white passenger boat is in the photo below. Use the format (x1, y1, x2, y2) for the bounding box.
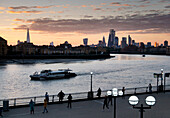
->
(30, 69, 77, 80)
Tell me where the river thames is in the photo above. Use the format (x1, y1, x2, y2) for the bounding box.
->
(0, 54, 170, 99)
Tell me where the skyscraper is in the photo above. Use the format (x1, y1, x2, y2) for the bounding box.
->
(128, 35, 132, 46)
(102, 36, 106, 47)
(83, 38, 88, 46)
(26, 28, 30, 43)
(107, 29, 115, 47)
(121, 37, 127, 48)
(164, 40, 168, 47)
(115, 37, 119, 47)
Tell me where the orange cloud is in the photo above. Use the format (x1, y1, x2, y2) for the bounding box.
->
(0, 11, 3, 13)
(13, 19, 25, 22)
(0, 7, 6, 10)
(7, 10, 43, 14)
(57, 11, 64, 13)
(81, 5, 87, 7)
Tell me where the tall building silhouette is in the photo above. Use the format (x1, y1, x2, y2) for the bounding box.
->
(83, 38, 88, 46)
(107, 29, 115, 47)
(128, 35, 132, 46)
(115, 37, 119, 47)
(26, 28, 30, 43)
(164, 40, 168, 47)
(121, 37, 127, 48)
(102, 36, 106, 47)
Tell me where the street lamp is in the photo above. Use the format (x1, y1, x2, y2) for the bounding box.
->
(90, 72, 93, 92)
(88, 72, 93, 99)
(129, 95, 156, 118)
(112, 88, 123, 118)
(161, 69, 164, 87)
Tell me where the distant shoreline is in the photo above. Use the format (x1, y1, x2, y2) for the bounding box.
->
(0, 54, 114, 64)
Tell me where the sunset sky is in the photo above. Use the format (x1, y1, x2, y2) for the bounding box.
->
(0, 0, 170, 46)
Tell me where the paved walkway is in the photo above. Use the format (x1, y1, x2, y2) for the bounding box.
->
(2, 92, 170, 118)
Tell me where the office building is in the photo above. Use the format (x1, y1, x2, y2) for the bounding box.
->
(83, 38, 88, 46)
(27, 28, 30, 43)
(128, 35, 132, 46)
(121, 37, 127, 48)
(164, 40, 168, 47)
(108, 29, 115, 47)
(115, 37, 119, 47)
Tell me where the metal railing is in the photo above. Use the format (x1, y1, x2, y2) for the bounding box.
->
(0, 85, 170, 108)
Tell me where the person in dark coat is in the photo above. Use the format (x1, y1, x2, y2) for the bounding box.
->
(0, 107, 3, 117)
(58, 90, 65, 102)
(148, 83, 152, 93)
(45, 92, 49, 103)
(108, 94, 112, 106)
(29, 99, 34, 114)
(103, 96, 109, 109)
(67, 94, 72, 108)
(97, 88, 101, 98)
(122, 87, 125, 99)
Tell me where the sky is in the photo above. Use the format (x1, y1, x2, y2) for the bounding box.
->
(0, 0, 170, 46)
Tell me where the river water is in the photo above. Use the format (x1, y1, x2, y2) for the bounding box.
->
(0, 54, 170, 99)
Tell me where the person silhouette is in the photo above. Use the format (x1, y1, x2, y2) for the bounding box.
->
(45, 92, 49, 103)
(97, 88, 101, 98)
(29, 99, 34, 114)
(103, 96, 109, 110)
(42, 99, 48, 113)
(67, 94, 72, 108)
(58, 90, 65, 102)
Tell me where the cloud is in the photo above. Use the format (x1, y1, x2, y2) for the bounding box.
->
(93, 8, 102, 11)
(84, 15, 93, 18)
(81, 5, 87, 8)
(57, 11, 64, 13)
(0, 7, 6, 10)
(13, 19, 25, 22)
(8, 5, 53, 10)
(13, 14, 170, 34)
(110, 2, 134, 7)
(165, 6, 170, 8)
(7, 10, 43, 14)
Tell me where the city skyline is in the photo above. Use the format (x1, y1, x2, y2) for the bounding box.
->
(0, 0, 170, 46)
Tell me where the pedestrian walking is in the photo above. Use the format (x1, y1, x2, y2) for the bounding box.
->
(29, 99, 34, 114)
(42, 99, 48, 113)
(149, 83, 152, 93)
(0, 107, 3, 117)
(58, 90, 65, 102)
(45, 92, 49, 103)
(122, 87, 125, 98)
(67, 94, 72, 108)
(103, 96, 109, 110)
(97, 88, 101, 98)
(108, 94, 112, 106)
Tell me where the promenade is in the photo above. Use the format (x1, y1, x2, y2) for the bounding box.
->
(2, 92, 170, 118)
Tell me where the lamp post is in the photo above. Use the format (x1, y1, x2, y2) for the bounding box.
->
(108, 88, 123, 118)
(128, 96, 156, 118)
(161, 69, 163, 87)
(90, 72, 93, 92)
(88, 72, 93, 99)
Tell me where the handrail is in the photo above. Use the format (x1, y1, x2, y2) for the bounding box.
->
(0, 85, 170, 107)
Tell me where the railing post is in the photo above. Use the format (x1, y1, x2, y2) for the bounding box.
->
(134, 88, 137, 94)
(52, 95, 54, 102)
(14, 99, 16, 106)
(146, 87, 148, 93)
(34, 97, 36, 104)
